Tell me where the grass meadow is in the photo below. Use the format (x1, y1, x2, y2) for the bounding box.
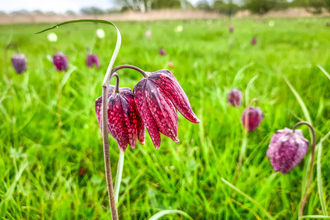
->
(1, 17, 330, 219)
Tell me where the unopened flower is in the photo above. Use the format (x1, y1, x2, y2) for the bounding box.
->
(133, 69, 200, 149)
(267, 128, 309, 174)
(241, 106, 263, 132)
(95, 86, 145, 152)
(47, 33, 58, 42)
(86, 54, 100, 68)
(11, 54, 27, 74)
(229, 25, 234, 33)
(228, 89, 242, 107)
(53, 52, 69, 71)
(145, 29, 152, 37)
(159, 49, 166, 56)
(251, 37, 257, 45)
(96, 28, 105, 38)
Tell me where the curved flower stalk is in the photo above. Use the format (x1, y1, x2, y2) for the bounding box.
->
(266, 122, 316, 217)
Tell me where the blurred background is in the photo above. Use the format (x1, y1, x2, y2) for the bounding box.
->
(1, 0, 330, 24)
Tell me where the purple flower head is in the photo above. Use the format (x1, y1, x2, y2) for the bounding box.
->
(229, 25, 234, 33)
(228, 89, 242, 107)
(241, 106, 263, 132)
(159, 49, 166, 56)
(53, 52, 69, 71)
(133, 69, 200, 149)
(86, 54, 100, 68)
(11, 54, 27, 74)
(251, 37, 257, 45)
(327, 22, 330, 27)
(95, 86, 145, 152)
(267, 128, 309, 174)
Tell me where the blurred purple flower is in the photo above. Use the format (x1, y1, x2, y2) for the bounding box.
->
(53, 52, 69, 71)
(228, 89, 242, 107)
(267, 128, 309, 174)
(11, 54, 27, 74)
(86, 54, 100, 68)
(241, 106, 263, 132)
(159, 49, 166, 56)
(251, 37, 257, 45)
(229, 25, 234, 33)
(326, 22, 330, 27)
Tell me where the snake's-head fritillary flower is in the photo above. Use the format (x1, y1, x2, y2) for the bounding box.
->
(133, 69, 200, 149)
(86, 54, 100, 68)
(251, 37, 257, 45)
(145, 29, 152, 37)
(53, 52, 69, 71)
(229, 25, 234, 33)
(327, 22, 330, 26)
(228, 89, 242, 107)
(266, 128, 309, 174)
(11, 54, 27, 74)
(241, 106, 263, 132)
(95, 86, 145, 152)
(159, 49, 166, 56)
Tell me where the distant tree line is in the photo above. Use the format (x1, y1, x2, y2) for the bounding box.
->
(2, 0, 329, 16)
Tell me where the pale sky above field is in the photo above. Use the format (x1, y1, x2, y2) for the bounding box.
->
(1, 0, 202, 13)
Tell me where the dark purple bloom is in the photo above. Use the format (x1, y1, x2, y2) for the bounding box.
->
(133, 69, 200, 149)
(86, 54, 100, 68)
(229, 25, 234, 33)
(327, 22, 330, 27)
(228, 89, 242, 107)
(11, 54, 27, 74)
(159, 49, 166, 56)
(53, 52, 69, 71)
(267, 128, 309, 174)
(95, 86, 145, 152)
(241, 107, 263, 132)
(251, 37, 257, 45)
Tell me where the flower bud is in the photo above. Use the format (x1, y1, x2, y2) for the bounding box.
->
(266, 128, 309, 174)
(145, 29, 152, 37)
(11, 54, 27, 74)
(251, 37, 257, 45)
(86, 54, 100, 68)
(229, 25, 234, 33)
(159, 49, 166, 56)
(53, 52, 69, 71)
(227, 89, 242, 107)
(241, 107, 263, 132)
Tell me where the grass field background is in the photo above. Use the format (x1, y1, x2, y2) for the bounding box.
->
(1, 18, 330, 219)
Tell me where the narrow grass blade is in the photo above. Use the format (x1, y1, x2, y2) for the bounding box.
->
(114, 151, 124, 205)
(283, 77, 312, 125)
(245, 74, 259, 106)
(59, 65, 77, 89)
(317, 65, 330, 81)
(221, 177, 275, 220)
(299, 216, 330, 219)
(317, 131, 330, 216)
(233, 62, 254, 86)
(149, 210, 193, 220)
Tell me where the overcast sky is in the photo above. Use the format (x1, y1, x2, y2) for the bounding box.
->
(1, 0, 202, 13)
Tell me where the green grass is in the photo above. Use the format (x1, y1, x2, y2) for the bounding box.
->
(1, 17, 330, 219)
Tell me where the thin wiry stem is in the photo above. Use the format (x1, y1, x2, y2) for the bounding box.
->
(293, 122, 316, 217)
(112, 73, 120, 93)
(111, 64, 148, 78)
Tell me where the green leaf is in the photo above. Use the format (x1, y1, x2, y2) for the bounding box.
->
(114, 151, 125, 205)
(149, 210, 193, 220)
(221, 177, 275, 220)
(299, 215, 330, 219)
(245, 74, 259, 106)
(317, 65, 330, 81)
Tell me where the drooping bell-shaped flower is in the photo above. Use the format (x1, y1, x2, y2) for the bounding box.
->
(251, 37, 257, 45)
(86, 54, 100, 68)
(159, 49, 166, 56)
(228, 89, 242, 107)
(11, 54, 27, 74)
(229, 25, 234, 33)
(241, 106, 263, 132)
(266, 128, 309, 174)
(53, 52, 69, 71)
(133, 69, 200, 149)
(95, 85, 145, 152)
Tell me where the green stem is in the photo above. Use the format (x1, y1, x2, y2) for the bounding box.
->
(114, 151, 125, 205)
